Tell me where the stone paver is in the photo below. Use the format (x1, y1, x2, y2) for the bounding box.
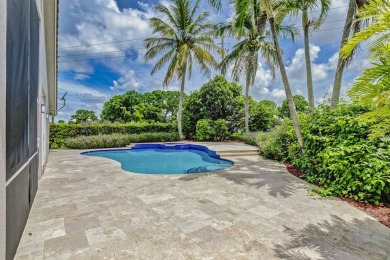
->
(15, 142, 390, 259)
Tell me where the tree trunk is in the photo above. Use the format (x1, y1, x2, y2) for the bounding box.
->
(269, 17, 304, 148)
(177, 67, 186, 140)
(302, 9, 314, 110)
(331, 0, 356, 108)
(245, 77, 250, 133)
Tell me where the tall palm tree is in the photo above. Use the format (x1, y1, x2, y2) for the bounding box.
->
(341, 0, 390, 139)
(253, 0, 305, 148)
(144, 0, 219, 139)
(220, 1, 278, 133)
(330, 0, 368, 108)
(280, 0, 331, 110)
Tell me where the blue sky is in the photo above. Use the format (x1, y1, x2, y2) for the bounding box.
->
(56, 0, 370, 121)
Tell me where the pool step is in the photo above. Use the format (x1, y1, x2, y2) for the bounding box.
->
(126, 144, 260, 157)
(217, 150, 260, 157)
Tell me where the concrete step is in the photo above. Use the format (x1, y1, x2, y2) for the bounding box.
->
(217, 150, 260, 157)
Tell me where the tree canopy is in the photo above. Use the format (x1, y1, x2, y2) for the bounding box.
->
(70, 109, 98, 123)
(100, 90, 182, 123)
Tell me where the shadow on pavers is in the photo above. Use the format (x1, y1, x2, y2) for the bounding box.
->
(179, 157, 302, 198)
(273, 214, 390, 260)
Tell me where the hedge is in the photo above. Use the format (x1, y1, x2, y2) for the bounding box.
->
(50, 122, 175, 149)
(64, 132, 179, 149)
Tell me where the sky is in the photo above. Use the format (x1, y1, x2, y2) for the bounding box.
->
(56, 0, 370, 121)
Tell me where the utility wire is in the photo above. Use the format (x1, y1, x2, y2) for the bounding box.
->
(58, 6, 348, 49)
(59, 23, 346, 59)
(59, 54, 145, 63)
(58, 37, 146, 49)
(58, 24, 345, 62)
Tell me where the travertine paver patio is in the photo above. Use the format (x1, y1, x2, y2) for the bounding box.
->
(15, 142, 390, 259)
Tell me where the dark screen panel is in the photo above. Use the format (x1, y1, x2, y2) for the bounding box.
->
(6, 0, 30, 180)
(29, 0, 39, 157)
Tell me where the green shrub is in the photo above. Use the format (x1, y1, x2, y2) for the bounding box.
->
(64, 132, 179, 149)
(256, 104, 390, 204)
(257, 119, 297, 161)
(196, 119, 214, 141)
(50, 122, 175, 148)
(196, 119, 231, 141)
(230, 132, 258, 146)
(213, 119, 230, 141)
(291, 104, 390, 204)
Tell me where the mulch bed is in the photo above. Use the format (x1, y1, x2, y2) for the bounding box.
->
(285, 163, 390, 228)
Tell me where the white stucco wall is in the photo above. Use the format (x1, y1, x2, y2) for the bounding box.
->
(0, 1, 7, 258)
(36, 0, 50, 177)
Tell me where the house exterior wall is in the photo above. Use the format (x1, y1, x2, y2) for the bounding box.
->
(1, 0, 57, 259)
(0, 1, 7, 259)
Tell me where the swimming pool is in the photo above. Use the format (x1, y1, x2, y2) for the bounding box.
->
(81, 144, 234, 174)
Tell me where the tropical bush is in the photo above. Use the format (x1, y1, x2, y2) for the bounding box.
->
(64, 132, 179, 149)
(50, 122, 175, 149)
(196, 119, 230, 141)
(257, 118, 297, 161)
(183, 76, 244, 138)
(256, 104, 390, 204)
(231, 132, 259, 147)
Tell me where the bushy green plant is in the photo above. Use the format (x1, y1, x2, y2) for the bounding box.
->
(183, 76, 244, 138)
(231, 132, 258, 146)
(213, 119, 230, 141)
(254, 104, 390, 204)
(257, 119, 297, 161)
(196, 119, 214, 141)
(196, 119, 231, 141)
(50, 122, 175, 149)
(64, 132, 179, 149)
(291, 104, 390, 204)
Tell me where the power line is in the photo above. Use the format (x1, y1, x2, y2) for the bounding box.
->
(58, 37, 146, 49)
(58, 6, 348, 50)
(59, 54, 145, 63)
(315, 26, 344, 32)
(58, 24, 345, 62)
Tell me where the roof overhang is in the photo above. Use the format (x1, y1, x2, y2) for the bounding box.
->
(44, 0, 58, 116)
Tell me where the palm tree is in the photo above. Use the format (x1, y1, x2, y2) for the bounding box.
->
(340, 0, 390, 139)
(280, 0, 331, 110)
(330, 0, 368, 108)
(255, 0, 305, 148)
(144, 0, 219, 139)
(220, 0, 278, 133)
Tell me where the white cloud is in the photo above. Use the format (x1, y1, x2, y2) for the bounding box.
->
(271, 88, 286, 99)
(110, 70, 143, 91)
(74, 73, 90, 80)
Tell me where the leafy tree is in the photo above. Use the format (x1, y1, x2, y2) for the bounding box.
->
(57, 120, 65, 123)
(144, 0, 219, 139)
(280, 0, 331, 110)
(70, 109, 98, 123)
(341, 0, 390, 139)
(101, 90, 181, 123)
(279, 95, 309, 118)
(100, 90, 142, 123)
(220, 0, 278, 133)
(183, 76, 244, 138)
(250, 100, 280, 131)
(330, 0, 369, 107)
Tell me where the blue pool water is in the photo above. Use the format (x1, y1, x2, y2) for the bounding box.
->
(81, 144, 233, 174)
